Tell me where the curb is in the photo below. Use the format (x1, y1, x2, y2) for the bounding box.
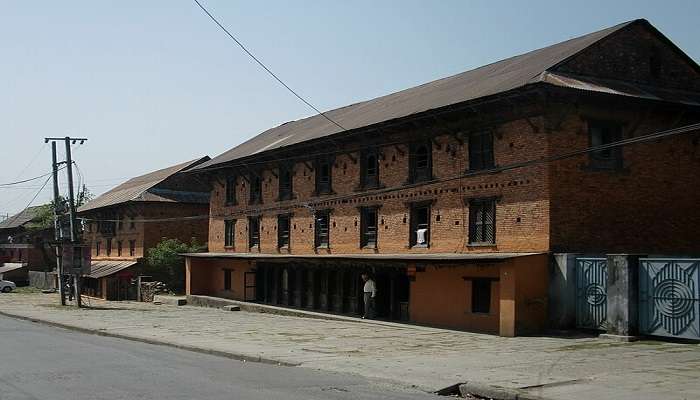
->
(458, 382, 556, 400)
(0, 310, 300, 367)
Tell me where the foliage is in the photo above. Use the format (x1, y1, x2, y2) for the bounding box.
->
(26, 185, 94, 232)
(145, 238, 206, 293)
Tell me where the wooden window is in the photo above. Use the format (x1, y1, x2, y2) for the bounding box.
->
(471, 278, 491, 313)
(360, 207, 378, 248)
(315, 157, 333, 195)
(248, 216, 260, 249)
(129, 240, 136, 257)
(277, 214, 290, 249)
(469, 131, 494, 171)
(130, 218, 135, 229)
(224, 219, 236, 248)
(409, 141, 432, 183)
(106, 238, 112, 256)
(469, 198, 496, 244)
(360, 149, 379, 189)
(278, 165, 293, 201)
(314, 210, 330, 248)
(588, 120, 623, 170)
(225, 176, 237, 205)
(96, 241, 101, 256)
(249, 175, 262, 204)
(409, 202, 431, 247)
(117, 241, 122, 257)
(224, 269, 232, 291)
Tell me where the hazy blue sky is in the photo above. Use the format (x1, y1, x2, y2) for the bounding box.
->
(1, 0, 698, 216)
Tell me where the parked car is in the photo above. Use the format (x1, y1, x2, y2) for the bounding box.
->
(0, 280, 16, 293)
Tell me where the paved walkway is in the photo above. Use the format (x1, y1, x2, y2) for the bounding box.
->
(1, 293, 699, 400)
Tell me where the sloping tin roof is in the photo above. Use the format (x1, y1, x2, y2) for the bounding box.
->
(84, 260, 138, 279)
(0, 263, 26, 274)
(0, 206, 44, 230)
(77, 157, 210, 213)
(195, 20, 642, 170)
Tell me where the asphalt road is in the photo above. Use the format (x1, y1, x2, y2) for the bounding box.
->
(0, 315, 436, 400)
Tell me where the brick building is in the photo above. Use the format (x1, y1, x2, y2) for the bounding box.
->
(77, 157, 211, 300)
(185, 19, 700, 336)
(0, 206, 56, 284)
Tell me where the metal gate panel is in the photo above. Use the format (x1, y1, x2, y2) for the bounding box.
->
(639, 259, 700, 340)
(576, 258, 607, 330)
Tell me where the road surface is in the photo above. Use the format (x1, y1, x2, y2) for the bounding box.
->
(0, 315, 435, 400)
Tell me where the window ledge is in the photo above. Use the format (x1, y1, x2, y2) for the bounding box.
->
(410, 244, 429, 249)
(224, 201, 238, 207)
(466, 243, 497, 248)
(224, 246, 235, 250)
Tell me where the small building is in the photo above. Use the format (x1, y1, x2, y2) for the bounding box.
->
(0, 206, 56, 285)
(77, 157, 211, 300)
(185, 19, 700, 336)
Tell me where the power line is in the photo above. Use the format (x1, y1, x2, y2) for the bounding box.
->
(80, 122, 700, 224)
(1, 175, 53, 226)
(11, 143, 48, 180)
(0, 168, 64, 187)
(192, 0, 347, 132)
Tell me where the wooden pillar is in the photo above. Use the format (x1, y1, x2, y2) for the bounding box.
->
(294, 267, 303, 307)
(319, 269, 329, 310)
(334, 270, 344, 313)
(262, 265, 269, 303)
(389, 271, 396, 320)
(306, 267, 315, 309)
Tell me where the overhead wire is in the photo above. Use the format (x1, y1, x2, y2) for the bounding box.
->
(81, 122, 700, 224)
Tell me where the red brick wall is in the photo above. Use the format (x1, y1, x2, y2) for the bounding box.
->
(208, 117, 550, 255)
(547, 102, 700, 254)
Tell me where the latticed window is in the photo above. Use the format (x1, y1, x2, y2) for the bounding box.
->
(314, 210, 330, 248)
(277, 214, 290, 249)
(589, 120, 623, 170)
(360, 207, 378, 248)
(278, 165, 293, 200)
(225, 176, 237, 205)
(469, 198, 496, 244)
(248, 216, 261, 248)
(409, 141, 432, 183)
(224, 219, 236, 248)
(249, 175, 262, 204)
(469, 130, 494, 171)
(360, 150, 379, 189)
(315, 157, 332, 194)
(409, 202, 431, 247)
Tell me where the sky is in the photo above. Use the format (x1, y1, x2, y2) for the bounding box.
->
(1, 0, 699, 217)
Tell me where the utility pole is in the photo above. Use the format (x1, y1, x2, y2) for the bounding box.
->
(45, 136, 87, 307)
(51, 142, 66, 305)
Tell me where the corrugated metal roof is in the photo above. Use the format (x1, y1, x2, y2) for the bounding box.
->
(84, 260, 138, 279)
(0, 263, 25, 274)
(0, 206, 44, 230)
(77, 157, 210, 213)
(195, 20, 641, 171)
(183, 252, 543, 262)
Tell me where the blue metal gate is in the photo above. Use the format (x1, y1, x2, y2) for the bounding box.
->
(639, 258, 700, 340)
(576, 258, 607, 330)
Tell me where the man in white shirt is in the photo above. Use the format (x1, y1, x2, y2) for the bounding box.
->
(361, 273, 376, 319)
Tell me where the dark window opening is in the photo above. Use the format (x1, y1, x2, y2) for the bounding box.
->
(589, 121, 623, 170)
(361, 150, 380, 188)
(225, 176, 237, 205)
(106, 238, 112, 256)
(469, 198, 496, 244)
(278, 214, 290, 249)
(469, 131, 494, 171)
(249, 216, 261, 248)
(471, 278, 491, 313)
(224, 269, 232, 291)
(278, 165, 293, 200)
(409, 203, 430, 247)
(360, 207, 378, 248)
(129, 240, 136, 257)
(96, 241, 101, 256)
(249, 175, 263, 204)
(314, 210, 330, 248)
(224, 219, 235, 248)
(409, 142, 432, 183)
(117, 241, 122, 257)
(315, 158, 333, 194)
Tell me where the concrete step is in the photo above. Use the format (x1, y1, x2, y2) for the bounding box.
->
(153, 295, 187, 306)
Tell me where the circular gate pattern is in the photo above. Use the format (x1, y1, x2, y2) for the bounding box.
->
(653, 279, 695, 318)
(585, 284, 606, 306)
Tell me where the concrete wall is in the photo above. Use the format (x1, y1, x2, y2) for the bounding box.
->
(186, 257, 255, 301)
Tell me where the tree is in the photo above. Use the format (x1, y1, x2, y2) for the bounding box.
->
(145, 238, 206, 293)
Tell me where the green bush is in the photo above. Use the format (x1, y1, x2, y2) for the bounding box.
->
(145, 238, 206, 293)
